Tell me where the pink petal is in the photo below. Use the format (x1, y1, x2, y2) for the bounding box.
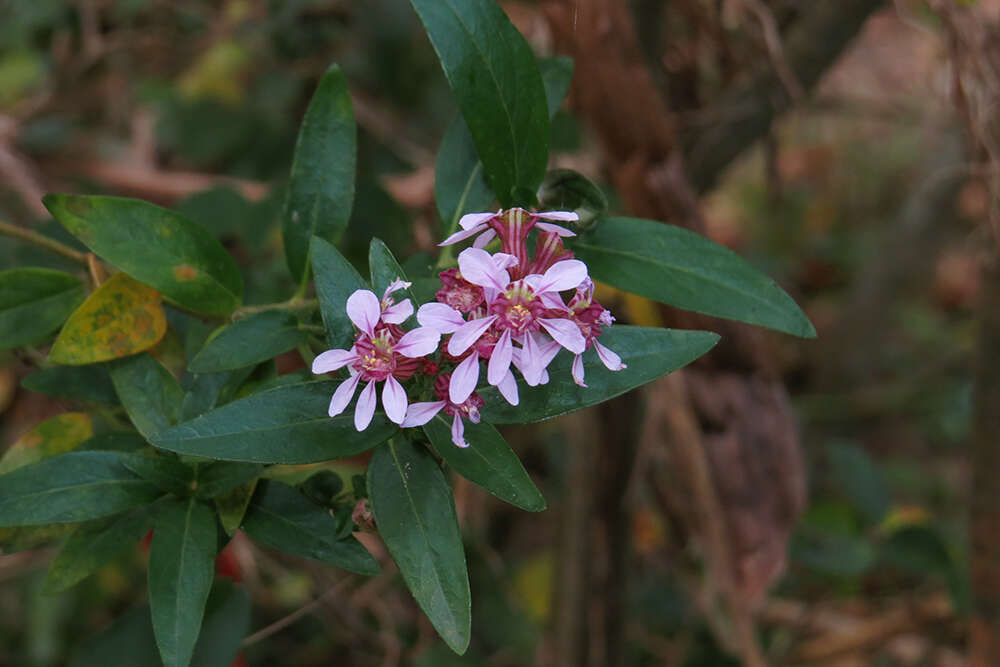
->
(439, 225, 485, 246)
(539, 317, 586, 354)
(395, 327, 441, 357)
(472, 228, 497, 249)
(451, 414, 469, 448)
(382, 279, 411, 302)
(595, 340, 627, 371)
(381, 299, 413, 324)
(447, 314, 498, 356)
(417, 302, 466, 333)
(531, 260, 588, 294)
(535, 210, 579, 222)
(535, 222, 576, 237)
(312, 348, 358, 374)
(487, 329, 512, 386)
(496, 369, 519, 406)
(458, 247, 509, 291)
(449, 353, 480, 404)
(492, 252, 519, 270)
(518, 333, 545, 386)
(328, 373, 362, 417)
(459, 211, 496, 230)
(537, 291, 567, 310)
(401, 401, 447, 427)
(346, 290, 381, 337)
(571, 354, 587, 387)
(354, 380, 378, 431)
(381, 375, 408, 425)
(467, 405, 481, 423)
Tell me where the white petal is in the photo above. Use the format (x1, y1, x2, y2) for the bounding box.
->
(417, 302, 466, 333)
(458, 247, 509, 291)
(401, 401, 446, 427)
(535, 222, 576, 237)
(381, 299, 414, 324)
(395, 327, 441, 357)
(354, 380, 378, 431)
(328, 373, 362, 417)
(532, 260, 588, 294)
(535, 210, 579, 221)
(496, 369, 519, 406)
(451, 413, 469, 448)
(459, 211, 496, 230)
(595, 340, 627, 371)
(487, 329, 512, 386)
(381, 375, 408, 425)
(439, 225, 485, 246)
(382, 279, 411, 301)
(447, 315, 498, 356)
(571, 354, 587, 387)
(346, 290, 381, 337)
(449, 353, 480, 404)
(312, 348, 358, 374)
(472, 228, 497, 249)
(539, 317, 586, 354)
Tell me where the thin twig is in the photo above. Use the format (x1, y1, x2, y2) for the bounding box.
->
(0, 219, 89, 266)
(241, 577, 354, 648)
(232, 298, 319, 320)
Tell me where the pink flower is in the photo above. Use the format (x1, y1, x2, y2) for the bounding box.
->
(563, 278, 626, 387)
(400, 373, 489, 448)
(312, 283, 440, 431)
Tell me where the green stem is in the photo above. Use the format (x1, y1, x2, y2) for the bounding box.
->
(434, 164, 485, 270)
(232, 298, 318, 320)
(0, 219, 89, 266)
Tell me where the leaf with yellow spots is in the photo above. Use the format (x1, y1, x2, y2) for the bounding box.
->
(0, 412, 93, 475)
(49, 273, 167, 365)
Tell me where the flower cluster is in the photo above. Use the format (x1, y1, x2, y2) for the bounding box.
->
(313, 208, 625, 448)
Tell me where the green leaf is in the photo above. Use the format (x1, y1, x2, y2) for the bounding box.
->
(79, 431, 148, 453)
(411, 0, 549, 207)
(311, 235, 369, 349)
(0, 268, 85, 349)
(195, 462, 264, 499)
(68, 606, 161, 667)
(424, 416, 544, 512)
(188, 311, 308, 373)
(537, 169, 607, 226)
(21, 364, 118, 404)
(826, 440, 890, 524)
(0, 412, 93, 475)
(43, 194, 243, 316)
(148, 497, 217, 667)
(122, 454, 195, 497)
(369, 238, 416, 303)
(241, 480, 378, 575)
(571, 218, 816, 338)
(49, 272, 167, 365)
(0, 451, 162, 526)
(368, 440, 471, 653)
(214, 481, 257, 536)
(44, 503, 160, 593)
(109, 353, 184, 439)
(538, 56, 574, 118)
(480, 326, 719, 424)
(434, 118, 495, 234)
(152, 381, 397, 463)
(283, 63, 357, 283)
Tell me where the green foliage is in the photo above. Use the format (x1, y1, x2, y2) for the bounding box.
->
(0, 268, 85, 349)
(369, 238, 417, 303)
(110, 354, 184, 439)
(21, 364, 119, 404)
(188, 311, 307, 373)
(311, 235, 369, 348)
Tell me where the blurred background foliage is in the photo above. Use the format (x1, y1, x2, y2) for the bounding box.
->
(0, 0, 995, 665)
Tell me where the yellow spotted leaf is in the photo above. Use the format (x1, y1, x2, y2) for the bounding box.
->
(49, 273, 167, 365)
(0, 412, 93, 475)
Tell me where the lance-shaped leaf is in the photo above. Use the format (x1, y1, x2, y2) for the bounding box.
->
(148, 497, 217, 667)
(0, 451, 162, 526)
(241, 480, 378, 575)
(188, 311, 308, 374)
(539, 56, 574, 118)
(110, 353, 184, 439)
(571, 218, 817, 338)
(0, 412, 92, 475)
(122, 455, 195, 497)
(49, 272, 167, 365)
(368, 440, 471, 654)
(44, 503, 160, 593)
(195, 462, 264, 499)
(0, 268, 85, 350)
(152, 381, 396, 464)
(424, 416, 544, 512)
(21, 364, 118, 404)
(283, 64, 357, 283)
(311, 235, 369, 349)
(214, 481, 257, 536)
(43, 194, 243, 316)
(411, 0, 549, 207)
(480, 326, 719, 424)
(369, 238, 416, 304)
